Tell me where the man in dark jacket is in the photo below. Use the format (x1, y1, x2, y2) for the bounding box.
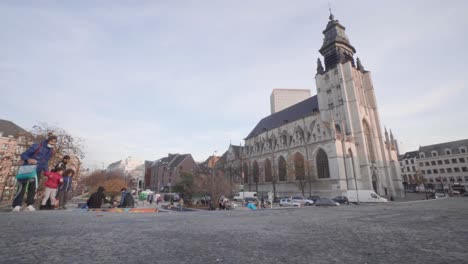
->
(54, 155, 71, 172)
(118, 188, 135, 208)
(87, 186, 111, 209)
(12, 135, 57, 212)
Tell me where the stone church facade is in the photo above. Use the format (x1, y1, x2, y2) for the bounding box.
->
(223, 14, 404, 199)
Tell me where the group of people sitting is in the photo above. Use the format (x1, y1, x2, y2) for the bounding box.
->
(86, 187, 135, 209)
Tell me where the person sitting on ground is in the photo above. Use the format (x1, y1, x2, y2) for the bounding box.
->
(40, 168, 64, 210)
(118, 188, 135, 208)
(87, 186, 111, 209)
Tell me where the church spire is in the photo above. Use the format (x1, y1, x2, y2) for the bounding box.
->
(319, 12, 356, 72)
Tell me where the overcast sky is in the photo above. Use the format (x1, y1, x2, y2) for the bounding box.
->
(1, 0, 467, 169)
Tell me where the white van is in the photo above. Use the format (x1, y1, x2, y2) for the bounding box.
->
(346, 190, 388, 203)
(233, 192, 257, 201)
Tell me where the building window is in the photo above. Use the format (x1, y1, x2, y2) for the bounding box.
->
(460, 147, 467, 153)
(278, 156, 287, 181)
(316, 149, 330, 179)
(464, 176, 468, 181)
(425, 162, 430, 166)
(406, 167, 410, 172)
(462, 167, 468, 172)
(440, 168, 445, 174)
(459, 158, 466, 163)
(419, 153, 425, 158)
(427, 170, 432, 174)
(294, 153, 305, 181)
(405, 160, 409, 165)
(412, 166, 416, 171)
(454, 167, 460, 172)
(401, 168, 404, 173)
(443, 178, 447, 182)
(264, 159, 272, 182)
(452, 159, 457, 163)
(419, 162, 424, 167)
(444, 159, 450, 164)
(421, 170, 425, 174)
(445, 149, 451, 155)
(411, 159, 414, 164)
(431, 161, 436, 166)
(431, 151, 438, 157)
(449, 177, 455, 182)
(437, 160, 443, 165)
(457, 177, 462, 182)
(447, 168, 453, 173)
(433, 169, 438, 174)
(429, 179, 434, 183)
(252, 161, 259, 184)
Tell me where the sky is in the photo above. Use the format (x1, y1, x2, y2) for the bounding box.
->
(1, 0, 467, 170)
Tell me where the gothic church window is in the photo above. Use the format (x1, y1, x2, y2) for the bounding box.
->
(252, 161, 259, 184)
(278, 156, 287, 181)
(316, 149, 330, 179)
(264, 159, 272, 182)
(294, 153, 305, 181)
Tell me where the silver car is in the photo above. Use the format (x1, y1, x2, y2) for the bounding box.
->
(291, 196, 315, 206)
(279, 198, 301, 207)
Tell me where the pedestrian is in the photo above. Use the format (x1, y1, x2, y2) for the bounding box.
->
(87, 186, 111, 209)
(57, 169, 75, 209)
(41, 167, 64, 209)
(118, 188, 135, 208)
(12, 135, 57, 212)
(54, 155, 71, 172)
(261, 196, 265, 208)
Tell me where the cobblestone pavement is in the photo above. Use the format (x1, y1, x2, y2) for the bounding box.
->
(1, 198, 467, 264)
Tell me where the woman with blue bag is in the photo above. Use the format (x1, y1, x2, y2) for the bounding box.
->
(12, 135, 57, 212)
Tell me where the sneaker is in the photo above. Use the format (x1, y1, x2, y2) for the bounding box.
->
(12, 206, 21, 212)
(26, 205, 36, 211)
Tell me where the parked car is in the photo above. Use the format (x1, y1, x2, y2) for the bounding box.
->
(291, 196, 314, 206)
(315, 198, 339, 206)
(279, 198, 301, 207)
(332, 196, 349, 205)
(307, 196, 321, 203)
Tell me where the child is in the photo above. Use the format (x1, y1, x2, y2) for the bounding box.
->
(57, 169, 75, 209)
(41, 168, 64, 209)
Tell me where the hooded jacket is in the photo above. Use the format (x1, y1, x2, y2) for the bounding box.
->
(87, 187, 110, 208)
(58, 176, 73, 192)
(20, 141, 54, 172)
(43, 171, 63, 189)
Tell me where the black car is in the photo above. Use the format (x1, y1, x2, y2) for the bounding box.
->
(307, 196, 321, 203)
(332, 196, 349, 205)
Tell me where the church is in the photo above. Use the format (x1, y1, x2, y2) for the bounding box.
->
(217, 13, 404, 199)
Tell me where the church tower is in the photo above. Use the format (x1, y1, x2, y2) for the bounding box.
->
(315, 13, 404, 197)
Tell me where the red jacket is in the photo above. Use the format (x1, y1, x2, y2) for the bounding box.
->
(44, 171, 63, 189)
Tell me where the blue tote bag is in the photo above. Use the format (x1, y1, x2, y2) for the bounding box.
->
(15, 165, 39, 189)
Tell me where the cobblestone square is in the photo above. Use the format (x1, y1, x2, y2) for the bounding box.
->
(1, 198, 467, 264)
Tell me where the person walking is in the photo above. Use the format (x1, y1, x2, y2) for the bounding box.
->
(41, 168, 64, 209)
(57, 169, 75, 209)
(12, 135, 57, 212)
